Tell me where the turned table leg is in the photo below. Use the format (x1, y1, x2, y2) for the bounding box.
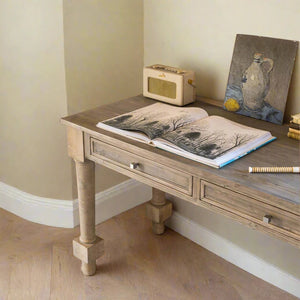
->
(146, 188, 172, 234)
(73, 159, 104, 275)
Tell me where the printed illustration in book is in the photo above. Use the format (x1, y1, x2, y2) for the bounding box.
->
(224, 34, 298, 125)
(97, 103, 275, 168)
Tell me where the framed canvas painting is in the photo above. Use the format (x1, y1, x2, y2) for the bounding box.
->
(223, 34, 298, 124)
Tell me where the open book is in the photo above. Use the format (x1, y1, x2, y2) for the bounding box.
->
(96, 103, 276, 168)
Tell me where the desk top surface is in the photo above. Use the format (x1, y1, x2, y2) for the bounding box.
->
(62, 95, 300, 205)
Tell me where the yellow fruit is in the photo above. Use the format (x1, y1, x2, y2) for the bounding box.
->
(224, 98, 240, 112)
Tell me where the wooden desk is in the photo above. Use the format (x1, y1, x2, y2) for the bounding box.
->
(61, 95, 300, 276)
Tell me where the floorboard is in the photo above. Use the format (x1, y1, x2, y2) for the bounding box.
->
(0, 205, 297, 300)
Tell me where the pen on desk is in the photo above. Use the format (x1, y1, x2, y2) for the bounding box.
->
(249, 167, 300, 173)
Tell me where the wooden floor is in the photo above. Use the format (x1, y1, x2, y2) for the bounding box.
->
(0, 204, 297, 300)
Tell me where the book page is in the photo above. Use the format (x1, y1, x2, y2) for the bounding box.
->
(157, 116, 272, 164)
(97, 103, 208, 140)
(96, 122, 151, 143)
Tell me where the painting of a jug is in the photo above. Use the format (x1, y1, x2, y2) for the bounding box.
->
(224, 34, 298, 124)
(241, 53, 273, 110)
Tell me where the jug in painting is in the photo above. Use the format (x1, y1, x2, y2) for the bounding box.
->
(241, 53, 273, 110)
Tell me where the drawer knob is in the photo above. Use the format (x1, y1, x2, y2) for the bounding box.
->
(129, 162, 139, 169)
(263, 215, 272, 224)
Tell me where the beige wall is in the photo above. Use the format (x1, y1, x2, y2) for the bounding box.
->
(0, 0, 73, 200)
(144, 0, 300, 278)
(0, 1, 143, 200)
(63, 0, 144, 196)
(63, 0, 144, 115)
(144, 0, 300, 117)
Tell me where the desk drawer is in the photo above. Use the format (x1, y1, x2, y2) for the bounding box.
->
(200, 180, 300, 236)
(90, 138, 192, 195)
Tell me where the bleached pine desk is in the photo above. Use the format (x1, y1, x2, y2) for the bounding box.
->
(61, 95, 300, 275)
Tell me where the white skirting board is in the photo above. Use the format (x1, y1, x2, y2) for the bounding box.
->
(0, 179, 152, 228)
(0, 181, 75, 228)
(0, 180, 299, 297)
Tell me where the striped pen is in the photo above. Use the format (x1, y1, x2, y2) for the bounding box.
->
(249, 166, 300, 173)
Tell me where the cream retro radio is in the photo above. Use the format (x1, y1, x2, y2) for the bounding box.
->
(143, 64, 196, 106)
